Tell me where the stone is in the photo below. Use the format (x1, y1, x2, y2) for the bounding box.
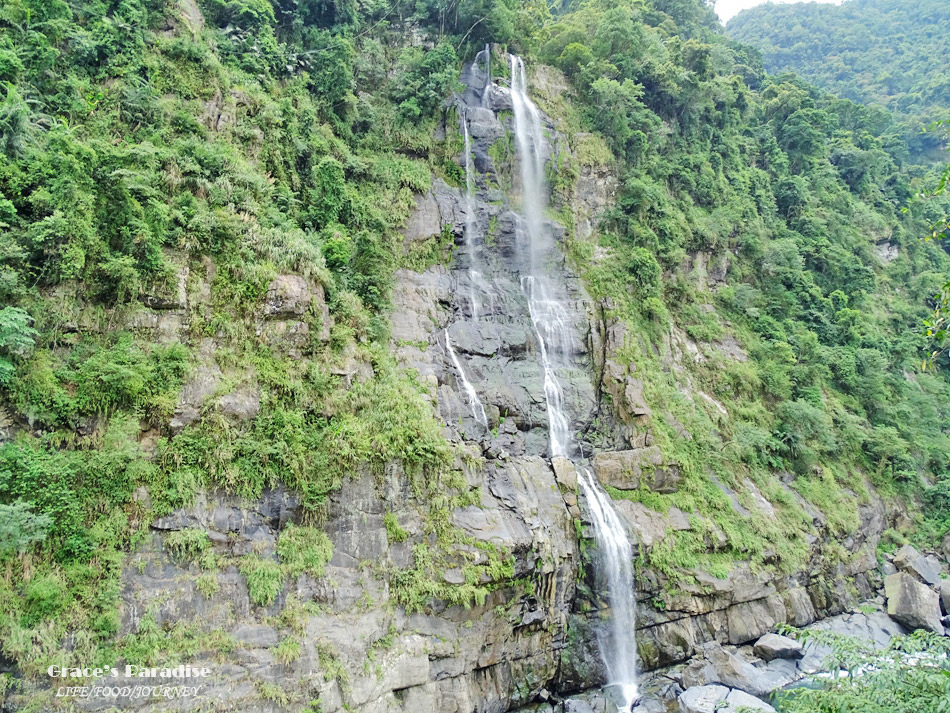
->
(262, 275, 329, 339)
(402, 190, 442, 243)
(381, 654, 429, 692)
(678, 685, 730, 713)
(564, 700, 595, 713)
(893, 544, 942, 585)
(884, 572, 944, 634)
(217, 386, 261, 421)
(170, 352, 223, 433)
(552, 457, 577, 491)
(141, 261, 189, 310)
(727, 595, 787, 644)
(682, 642, 787, 697)
(724, 689, 776, 713)
(592, 447, 681, 493)
(678, 685, 774, 713)
(232, 624, 279, 648)
(941, 580, 950, 616)
(783, 587, 817, 627)
(753, 633, 804, 662)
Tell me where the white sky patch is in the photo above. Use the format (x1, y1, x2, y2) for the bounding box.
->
(716, 0, 845, 23)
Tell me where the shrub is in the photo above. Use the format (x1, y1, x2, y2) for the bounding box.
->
(239, 555, 284, 607)
(277, 525, 333, 578)
(0, 501, 52, 554)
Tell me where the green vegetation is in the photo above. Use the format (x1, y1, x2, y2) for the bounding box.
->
(277, 524, 333, 578)
(0, 0, 470, 675)
(727, 0, 950, 160)
(774, 628, 950, 713)
(0, 0, 948, 696)
(238, 555, 284, 607)
(539, 0, 950, 577)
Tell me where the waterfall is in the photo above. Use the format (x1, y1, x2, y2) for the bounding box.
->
(578, 469, 640, 710)
(477, 43, 492, 107)
(462, 115, 493, 321)
(509, 54, 640, 711)
(444, 330, 488, 428)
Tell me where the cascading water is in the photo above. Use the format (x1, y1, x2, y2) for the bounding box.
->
(477, 43, 492, 107)
(577, 469, 640, 710)
(462, 115, 494, 321)
(509, 53, 640, 710)
(444, 329, 488, 429)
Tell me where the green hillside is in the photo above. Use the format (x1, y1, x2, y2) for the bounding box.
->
(727, 0, 950, 158)
(0, 0, 948, 708)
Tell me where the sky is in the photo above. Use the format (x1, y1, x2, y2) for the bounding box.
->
(715, 0, 845, 23)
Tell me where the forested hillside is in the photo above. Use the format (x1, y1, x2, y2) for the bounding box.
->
(0, 0, 948, 709)
(727, 0, 950, 158)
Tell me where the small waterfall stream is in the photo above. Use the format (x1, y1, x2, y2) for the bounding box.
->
(462, 116, 484, 321)
(444, 329, 488, 429)
(509, 53, 640, 710)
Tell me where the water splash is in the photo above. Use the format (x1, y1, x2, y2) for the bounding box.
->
(444, 329, 488, 429)
(509, 53, 639, 710)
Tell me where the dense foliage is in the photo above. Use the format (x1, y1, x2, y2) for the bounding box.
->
(726, 0, 950, 159)
(0, 0, 478, 676)
(774, 628, 950, 713)
(0, 0, 947, 701)
(531, 0, 950, 579)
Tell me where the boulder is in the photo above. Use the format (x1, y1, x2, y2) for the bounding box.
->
(592, 447, 681, 493)
(753, 633, 804, 662)
(563, 700, 595, 713)
(727, 594, 787, 644)
(893, 544, 943, 586)
(682, 642, 788, 697)
(940, 580, 950, 616)
(884, 572, 944, 634)
(678, 685, 775, 713)
(217, 386, 261, 422)
(678, 685, 730, 713)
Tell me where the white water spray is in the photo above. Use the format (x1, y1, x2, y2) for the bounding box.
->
(509, 53, 639, 710)
(444, 329, 488, 429)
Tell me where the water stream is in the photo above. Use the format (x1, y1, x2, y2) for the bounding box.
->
(509, 53, 640, 710)
(462, 116, 484, 321)
(444, 329, 488, 429)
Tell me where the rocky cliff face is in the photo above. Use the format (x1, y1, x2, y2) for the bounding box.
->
(6, 53, 931, 713)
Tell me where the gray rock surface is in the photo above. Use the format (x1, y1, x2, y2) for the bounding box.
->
(592, 447, 681, 492)
(885, 572, 945, 633)
(753, 633, 804, 661)
(681, 642, 789, 697)
(893, 544, 943, 585)
(678, 684, 775, 713)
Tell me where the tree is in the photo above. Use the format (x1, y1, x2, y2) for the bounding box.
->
(775, 628, 950, 713)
